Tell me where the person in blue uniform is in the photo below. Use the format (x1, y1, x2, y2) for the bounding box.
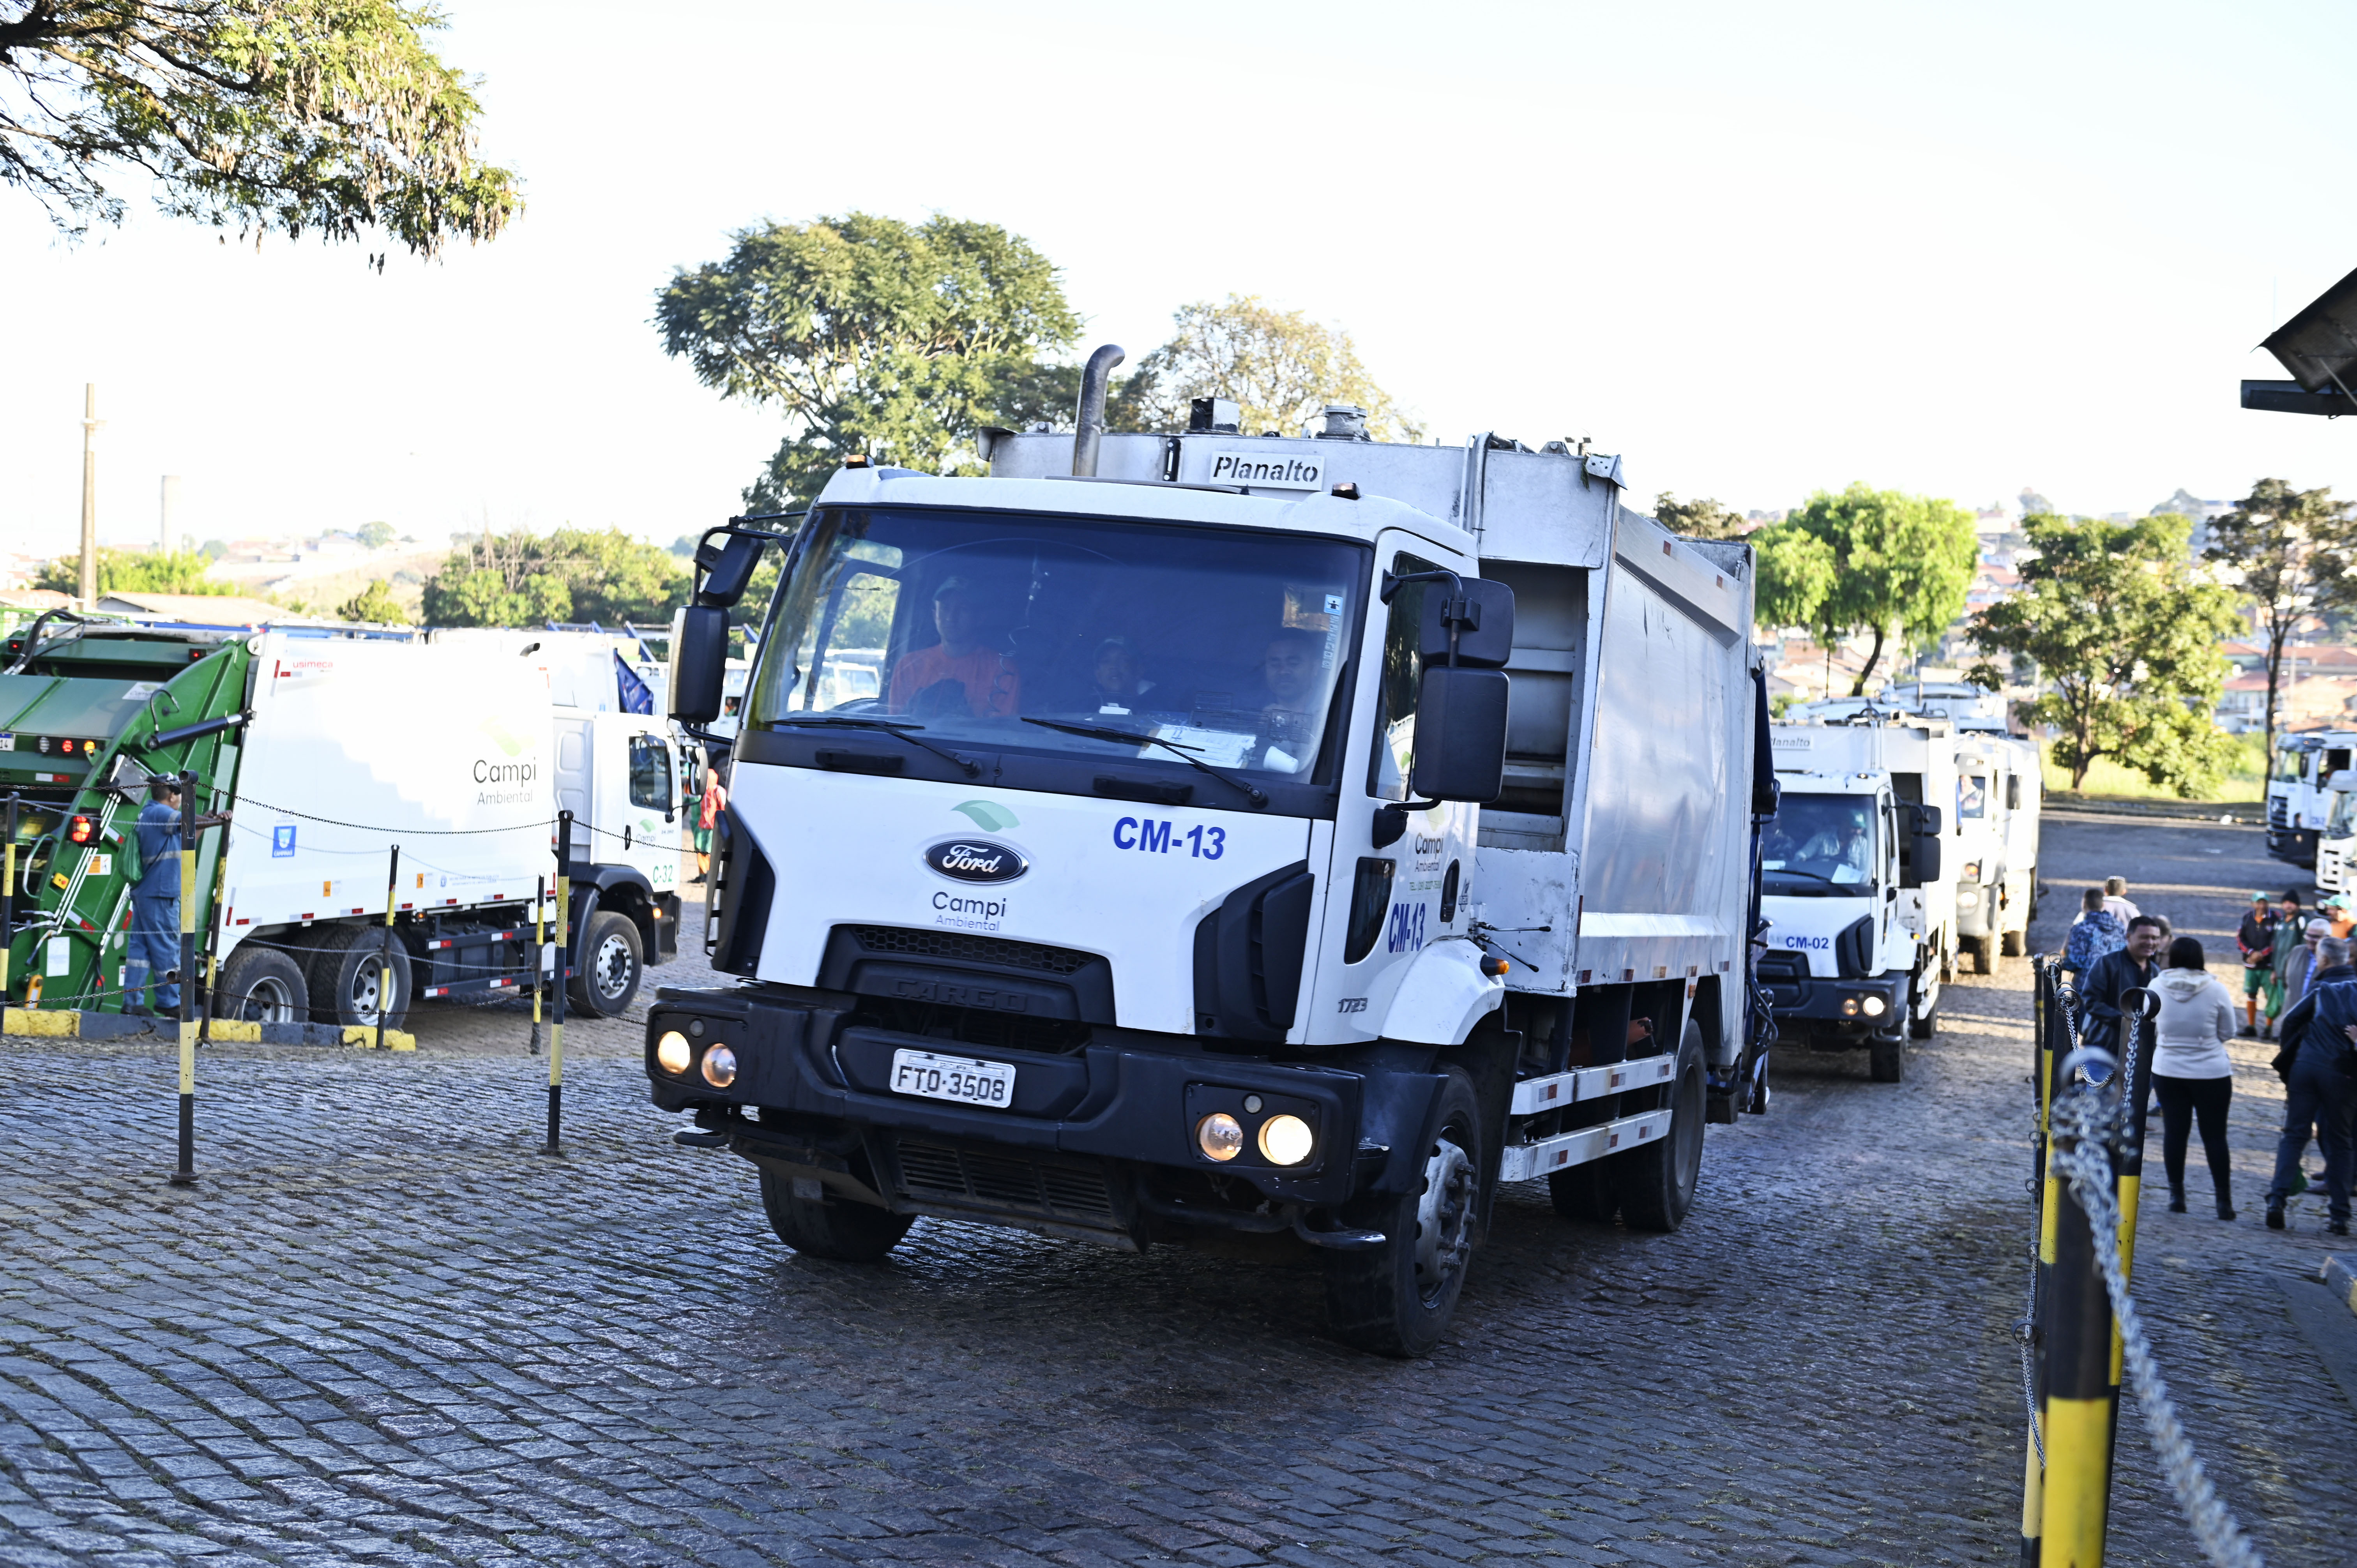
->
(125, 778, 229, 1017)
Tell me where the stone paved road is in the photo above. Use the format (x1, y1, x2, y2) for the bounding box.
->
(3, 817, 2353, 1568)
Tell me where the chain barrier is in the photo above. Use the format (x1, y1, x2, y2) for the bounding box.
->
(2049, 1082, 2268, 1568)
(2016, 1236, 2044, 1468)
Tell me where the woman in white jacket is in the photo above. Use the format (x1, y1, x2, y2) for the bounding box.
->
(2151, 936, 2240, 1219)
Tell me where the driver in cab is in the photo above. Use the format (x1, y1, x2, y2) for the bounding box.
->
(1795, 811, 1873, 884)
(888, 576, 1021, 719)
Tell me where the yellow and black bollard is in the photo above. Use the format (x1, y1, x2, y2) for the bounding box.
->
(2021, 958, 2062, 1564)
(543, 811, 571, 1156)
(170, 768, 198, 1186)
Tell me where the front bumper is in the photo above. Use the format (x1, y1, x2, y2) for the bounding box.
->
(2268, 826, 2318, 867)
(1956, 881, 1998, 939)
(1759, 970, 1910, 1044)
(645, 985, 1442, 1240)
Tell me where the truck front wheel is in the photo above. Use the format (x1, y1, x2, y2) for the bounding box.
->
(1615, 1024, 1706, 1232)
(1870, 1036, 1906, 1082)
(758, 1171, 914, 1263)
(570, 910, 643, 1018)
(212, 946, 309, 1024)
(1324, 1068, 1482, 1358)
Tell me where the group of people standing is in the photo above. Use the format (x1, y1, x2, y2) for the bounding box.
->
(2064, 881, 2357, 1236)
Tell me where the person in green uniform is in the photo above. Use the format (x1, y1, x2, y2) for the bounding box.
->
(2266, 890, 2307, 1039)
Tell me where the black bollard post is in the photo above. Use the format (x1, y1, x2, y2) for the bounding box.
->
(544, 812, 570, 1156)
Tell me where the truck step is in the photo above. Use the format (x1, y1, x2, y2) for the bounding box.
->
(1496, 1106, 1671, 1182)
(1507, 1052, 1676, 1116)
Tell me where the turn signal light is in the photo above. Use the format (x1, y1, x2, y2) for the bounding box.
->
(67, 815, 93, 845)
(1480, 955, 1509, 977)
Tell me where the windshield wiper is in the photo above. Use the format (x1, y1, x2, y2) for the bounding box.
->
(1020, 716, 1269, 807)
(1763, 866, 1852, 890)
(768, 715, 980, 778)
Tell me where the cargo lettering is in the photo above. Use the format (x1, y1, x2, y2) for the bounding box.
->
(1111, 817, 1224, 859)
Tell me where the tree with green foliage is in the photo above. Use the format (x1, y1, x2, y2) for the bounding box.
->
(656, 212, 1079, 512)
(1114, 295, 1420, 441)
(0, 0, 520, 256)
(1968, 512, 2239, 794)
(421, 528, 687, 628)
(1750, 524, 1837, 632)
(196, 538, 228, 561)
(336, 578, 408, 624)
(1654, 493, 1747, 540)
(35, 546, 230, 596)
(1763, 483, 1977, 694)
(356, 521, 397, 550)
(2201, 477, 2357, 763)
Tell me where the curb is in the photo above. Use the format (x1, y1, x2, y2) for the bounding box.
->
(2321, 1254, 2357, 1318)
(1, 1007, 414, 1051)
(2042, 798, 2262, 824)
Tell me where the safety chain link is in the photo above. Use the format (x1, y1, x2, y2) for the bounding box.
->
(2049, 1085, 2268, 1568)
(2016, 1237, 2044, 1468)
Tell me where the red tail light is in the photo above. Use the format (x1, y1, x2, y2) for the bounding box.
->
(67, 815, 94, 845)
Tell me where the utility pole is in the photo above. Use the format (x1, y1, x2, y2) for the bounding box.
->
(78, 385, 101, 606)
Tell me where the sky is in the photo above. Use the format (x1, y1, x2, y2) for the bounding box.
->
(5, 0, 2357, 559)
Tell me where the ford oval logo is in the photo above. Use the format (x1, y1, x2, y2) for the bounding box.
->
(923, 838, 1028, 884)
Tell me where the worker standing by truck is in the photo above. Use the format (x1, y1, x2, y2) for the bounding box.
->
(124, 777, 227, 1018)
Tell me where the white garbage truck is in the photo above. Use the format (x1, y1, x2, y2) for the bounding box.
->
(1759, 716, 1951, 1079)
(2268, 730, 2357, 869)
(1949, 731, 2042, 969)
(645, 372, 1776, 1355)
(0, 622, 686, 1026)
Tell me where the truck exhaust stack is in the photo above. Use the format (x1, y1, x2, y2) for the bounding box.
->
(1071, 343, 1125, 477)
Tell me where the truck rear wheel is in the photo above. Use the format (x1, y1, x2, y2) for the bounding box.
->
(1870, 1035, 1906, 1082)
(307, 927, 413, 1029)
(758, 1171, 914, 1263)
(570, 910, 642, 1018)
(1325, 1068, 1482, 1357)
(212, 946, 308, 1024)
(1615, 1024, 1706, 1233)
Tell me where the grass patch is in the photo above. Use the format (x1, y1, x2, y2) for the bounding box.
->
(2037, 733, 2267, 805)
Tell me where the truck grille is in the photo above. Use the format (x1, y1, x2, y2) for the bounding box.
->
(892, 1138, 1118, 1225)
(845, 925, 1095, 976)
(2271, 798, 2290, 828)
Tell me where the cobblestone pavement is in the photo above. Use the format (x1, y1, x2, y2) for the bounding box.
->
(2, 820, 2352, 1568)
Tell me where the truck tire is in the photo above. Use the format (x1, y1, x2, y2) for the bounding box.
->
(212, 946, 309, 1024)
(758, 1171, 913, 1263)
(1615, 1024, 1706, 1233)
(1870, 1035, 1906, 1082)
(570, 909, 643, 1018)
(2001, 927, 2027, 958)
(1325, 1067, 1482, 1357)
(1547, 1160, 1618, 1223)
(1970, 935, 1995, 975)
(306, 926, 413, 1029)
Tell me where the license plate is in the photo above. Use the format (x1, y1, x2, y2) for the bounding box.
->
(889, 1048, 1016, 1109)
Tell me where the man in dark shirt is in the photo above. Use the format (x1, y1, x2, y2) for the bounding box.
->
(2268, 939, 2357, 1233)
(2237, 892, 2277, 1037)
(2077, 914, 2165, 1060)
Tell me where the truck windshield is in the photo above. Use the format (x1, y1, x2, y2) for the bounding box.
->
(1761, 792, 1877, 895)
(749, 505, 1368, 784)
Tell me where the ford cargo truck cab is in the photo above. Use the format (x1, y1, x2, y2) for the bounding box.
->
(1760, 719, 1949, 1080)
(645, 375, 1772, 1356)
(2269, 732, 2357, 868)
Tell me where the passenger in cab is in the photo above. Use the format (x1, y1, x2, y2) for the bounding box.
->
(889, 576, 1021, 719)
(1089, 637, 1154, 710)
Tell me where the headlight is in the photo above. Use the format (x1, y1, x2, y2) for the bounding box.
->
(701, 1044, 738, 1088)
(656, 1030, 691, 1075)
(1861, 994, 1887, 1018)
(1840, 996, 1860, 1017)
(1257, 1114, 1314, 1166)
(1196, 1112, 1243, 1162)
(1962, 860, 1982, 881)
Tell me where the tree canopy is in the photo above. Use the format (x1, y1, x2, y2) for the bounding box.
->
(1968, 512, 2239, 795)
(336, 578, 407, 624)
(35, 546, 230, 596)
(1654, 493, 1747, 540)
(1748, 483, 1976, 694)
(1114, 295, 1420, 441)
(2201, 477, 2357, 760)
(656, 212, 1079, 512)
(421, 528, 686, 628)
(0, 0, 520, 256)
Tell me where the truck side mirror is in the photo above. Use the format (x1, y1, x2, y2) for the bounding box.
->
(694, 531, 768, 608)
(1899, 802, 1943, 886)
(1417, 577, 1516, 667)
(668, 605, 729, 723)
(1912, 824, 1943, 884)
(2005, 774, 2022, 812)
(1408, 666, 1510, 803)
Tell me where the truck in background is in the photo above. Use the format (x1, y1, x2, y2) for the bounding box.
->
(1949, 731, 2041, 971)
(646, 377, 1776, 1355)
(2268, 731, 2357, 868)
(1759, 718, 1950, 1079)
(0, 618, 682, 1026)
